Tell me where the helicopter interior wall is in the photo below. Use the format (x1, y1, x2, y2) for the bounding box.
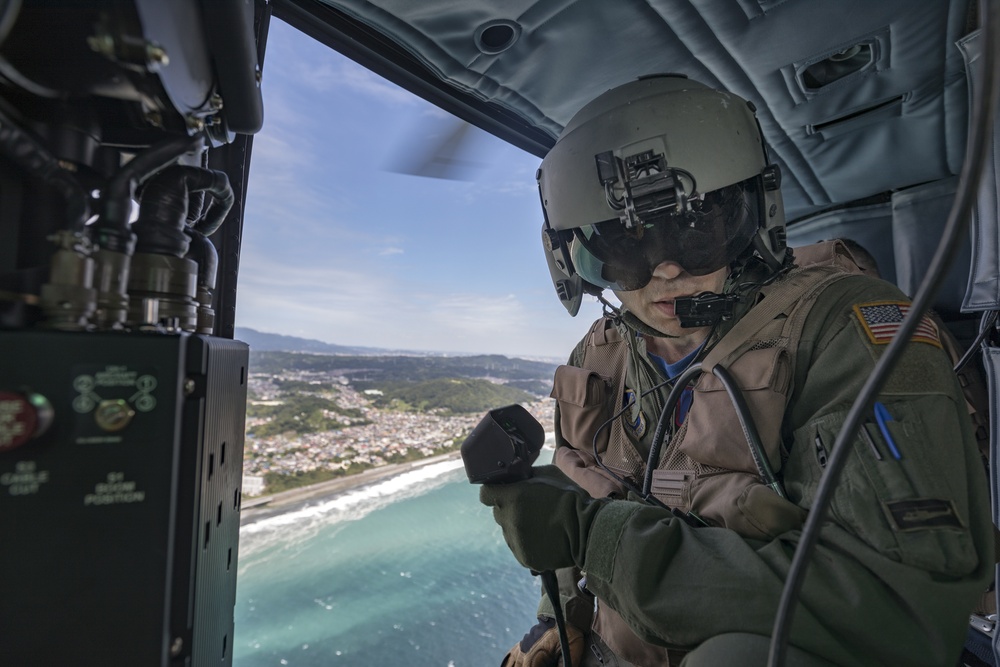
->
(315, 0, 974, 221)
(788, 176, 974, 320)
(892, 177, 974, 319)
(961, 25, 1000, 313)
(787, 203, 896, 283)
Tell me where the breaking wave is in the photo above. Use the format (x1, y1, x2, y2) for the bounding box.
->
(239, 458, 466, 557)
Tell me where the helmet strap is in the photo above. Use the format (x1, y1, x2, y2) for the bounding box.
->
(598, 294, 682, 339)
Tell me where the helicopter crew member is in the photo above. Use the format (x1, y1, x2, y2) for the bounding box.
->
(480, 76, 993, 666)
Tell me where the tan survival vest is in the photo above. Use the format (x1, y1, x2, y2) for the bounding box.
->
(555, 240, 989, 538)
(551, 251, 860, 667)
(555, 261, 853, 539)
(551, 241, 993, 667)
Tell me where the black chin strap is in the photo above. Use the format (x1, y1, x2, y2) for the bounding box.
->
(598, 295, 679, 338)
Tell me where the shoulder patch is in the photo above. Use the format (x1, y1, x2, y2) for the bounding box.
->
(853, 301, 942, 349)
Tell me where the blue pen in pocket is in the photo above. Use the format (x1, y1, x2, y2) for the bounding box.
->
(873, 402, 902, 460)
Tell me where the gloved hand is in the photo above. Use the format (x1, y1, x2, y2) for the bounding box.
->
(501, 617, 585, 667)
(480, 465, 607, 572)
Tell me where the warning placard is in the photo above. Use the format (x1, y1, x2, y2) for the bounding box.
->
(83, 472, 145, 506)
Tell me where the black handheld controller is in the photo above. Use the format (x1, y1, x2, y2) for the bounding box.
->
(460, 404, 544, 484)
(462, 404, 574, 666)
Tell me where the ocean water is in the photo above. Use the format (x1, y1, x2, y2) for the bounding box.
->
(234, 454, 551, 666)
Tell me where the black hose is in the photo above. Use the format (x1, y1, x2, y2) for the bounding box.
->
(98, 134, 202, 251)
(132, 165, 234, 256)
(711, 365, 786, 498)
(185, 231, 218, 290)
(767, 1, 1000, 663)
(540, 570, 573, 667)
(0, 106, 89, 230)
(642, 363, 704, 497)
(189, 169, 234, 236)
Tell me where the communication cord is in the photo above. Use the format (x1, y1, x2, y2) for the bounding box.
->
(766, 1, 1000, 663)
(641, 362, 704, 497)
(711, 365, 785, 499)
(539, 570, 573, 667)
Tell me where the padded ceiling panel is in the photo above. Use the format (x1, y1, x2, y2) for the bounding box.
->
(312, 0, 973, 220)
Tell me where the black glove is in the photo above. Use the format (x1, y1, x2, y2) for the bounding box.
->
(501, 617, 585, 667)
(479, 465, 607, 572)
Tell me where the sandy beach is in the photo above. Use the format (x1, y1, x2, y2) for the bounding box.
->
(239, 451, 465, 525)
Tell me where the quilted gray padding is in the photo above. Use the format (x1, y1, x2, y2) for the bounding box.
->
(316, 0, 974, 220)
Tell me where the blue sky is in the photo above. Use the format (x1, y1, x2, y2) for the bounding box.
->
(235, 19, 604, 359)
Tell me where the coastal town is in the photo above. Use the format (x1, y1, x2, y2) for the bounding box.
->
(241, 366, 556, 497)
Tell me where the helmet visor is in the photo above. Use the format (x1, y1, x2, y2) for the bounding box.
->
(572, 177, 760, 291)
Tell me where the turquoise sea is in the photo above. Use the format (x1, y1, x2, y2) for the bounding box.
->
(233, 453, 552, 666)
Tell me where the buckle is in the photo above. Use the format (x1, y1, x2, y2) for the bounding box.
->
(970, 613, 997, 637)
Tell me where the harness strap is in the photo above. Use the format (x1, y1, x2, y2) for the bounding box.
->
(701, 266, 852, 372)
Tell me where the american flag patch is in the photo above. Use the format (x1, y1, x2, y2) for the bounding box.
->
(853, 301, 942, 348)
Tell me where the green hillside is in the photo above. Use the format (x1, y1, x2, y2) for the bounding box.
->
(247, 394, 368, 437)
(373, 378, 534, 414)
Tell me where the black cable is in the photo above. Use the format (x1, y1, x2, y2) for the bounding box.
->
(590, 383, 668, 504)
(767, 1, 1000, 663)
(955, 310, 1000, 373)
(539, 570, 573, 666)
(711, 365, 785, 499)
(132, 166, 235, 256)
(642, 362, 704, 496)
(97, 134, 203, 251)
(0, 106, 89, 230)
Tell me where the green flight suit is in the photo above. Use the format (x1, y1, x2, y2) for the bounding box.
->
(546, 269, 993, 666)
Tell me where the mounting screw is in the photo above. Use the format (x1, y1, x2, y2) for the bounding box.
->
(145, 43, 169, 69)
(170, 637, 183, 657)
(183, 378, 196, 396)
(209, 94, 224, 110)
(542, 228, 563, 252)
(186, 115, 205, 132)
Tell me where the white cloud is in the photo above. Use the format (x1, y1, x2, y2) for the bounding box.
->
(296, 59, 417, 107)
(232, 19, 607, 359)
(234, 254, 604, 358)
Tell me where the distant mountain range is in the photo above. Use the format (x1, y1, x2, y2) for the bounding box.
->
(235, 327, 425, 356)
(238, 328, 561, 397)
(234, 327, 560, 363)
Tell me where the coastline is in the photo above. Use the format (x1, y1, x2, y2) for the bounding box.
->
(239, 450, 465, 526)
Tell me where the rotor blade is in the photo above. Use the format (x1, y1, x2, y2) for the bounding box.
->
(382, 115, 488, 181)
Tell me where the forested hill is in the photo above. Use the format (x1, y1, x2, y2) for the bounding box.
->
(249, 350, 560, 396)
(371, 378, 536, 414)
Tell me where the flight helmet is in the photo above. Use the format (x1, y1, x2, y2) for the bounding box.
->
(539, 75, 786, 315)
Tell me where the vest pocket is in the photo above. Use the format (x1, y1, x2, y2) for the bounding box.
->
(551, 364, 613, 453)
(682, 346, 790, 476)
(787, 396, 979, 576)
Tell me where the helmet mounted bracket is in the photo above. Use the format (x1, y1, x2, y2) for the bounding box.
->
(595, 149, 694, 230)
